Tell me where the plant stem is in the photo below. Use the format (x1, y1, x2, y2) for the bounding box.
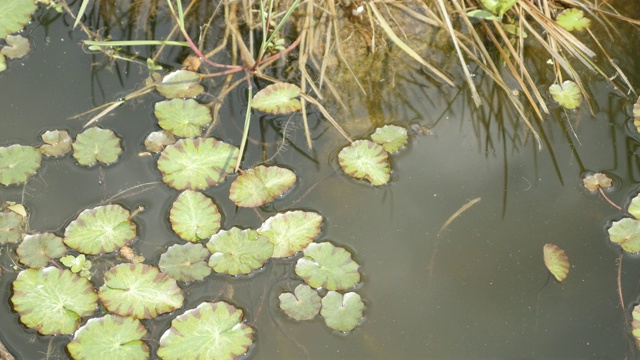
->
(598, 188, 622, 211)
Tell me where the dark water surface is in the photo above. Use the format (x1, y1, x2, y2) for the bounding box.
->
(1, 3, 640, 359)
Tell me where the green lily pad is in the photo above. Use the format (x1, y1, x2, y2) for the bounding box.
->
(155, 99, 211, 138)
(99, 263, 184, 319)
(251, 82, 302, 114)
(258, 211, 323, 258)
(0, 144, 42, 186)
(279, 284, 321, 321)
(0, 0, 38, 39)
(338, 140, 390, 186)
(320, 291, 364, 332)
(159, 243, 212, 282)
(17, 233, 67, 268)
(228, 165, 296, 208)
(158, 301, 254, 360)
(582, 172, 612, 192)
(169, 190, 221, 242)
(206, 227, 274, 276)
(370, 125, 408, 153)
(40, 129, 72, 157)
(480, 0, 517, 18)
(0, 210, 25, 244)
(609, 218, 640, 253)
(67, 315, 149, 360)
(144, 130, 176, 153)
(1, 34, 30, 59)
(629, 194, 640, 220)
(156, 70, 204, 99)
(549, 80, 581, 110)
(11, 267, 98, 335)
(295, 242, 361, 291)
(543, 243, 569, 282)
(157, 137, 239, 190)
(64, 204, 137, 255)
(556, 8, 591, 31)
(72, 127, 123, 166)
(632, 304, 640, 348)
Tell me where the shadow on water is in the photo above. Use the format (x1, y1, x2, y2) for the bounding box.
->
(2, 1, 640, 359)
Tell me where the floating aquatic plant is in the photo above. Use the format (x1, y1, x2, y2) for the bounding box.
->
(320, 291, 365, 332)
(1, 34, 29, 59)
(549, 80, 582, 110)
(72, 127, 122, 166)
(295, 242, 360, 291)
(156, 69, 204, 98)
(279, 284, 321, 321)
(338, 140, 390, 186)
(40, 130, 72, 157)
(154, 98, 211, 138)
(0, 144, 42, 186)
(63, 204, 137, 255)
(169, 190, 221, 242)
(609, 218, 640, 253)
(543, 243, 570, 282)
(370, 125, 409, 153)
(258, 210, 323, 258)
(206, 227, 273, 276)
(159, 243, 212, 282)
(0, 0, 38, 39)
(144, 130, 176, 153)
(229, 165, 296, 207)
(67, 314, 149, 360)
(556, 8, 591, 32)
(60, 254, 92, 279)
(251, 82, 302, 114)
(17, 233, 67, 268)
(0, 209, 25, 244)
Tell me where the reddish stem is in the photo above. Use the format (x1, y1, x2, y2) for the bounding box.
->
(599, 187, 623, 211)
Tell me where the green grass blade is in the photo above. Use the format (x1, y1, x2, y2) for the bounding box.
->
(73, 0, 90, 29)
(235, 86, 253, 171)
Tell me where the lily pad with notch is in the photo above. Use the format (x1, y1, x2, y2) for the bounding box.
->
(159, 243, 212, 282)
(1, 34, 29, 59)
(206, 227, 274, 276)
(338, 140, 390, 186)
(0, 144, 42, 186)
(229, 165, 296, 208)
(549, 80, 581, 110)
(169, 190, 221, 242)
(17, 233, 67, 268)
(258, 211, 323, 258)
(144, 130, 176, 153)
(370, 125, 408, 153)
(251, 82, 301, 114)
(72, 127, 123, 166)
(40, 130, 72, 157)
(154, 98, 211, 138)
(156, 69, 204, 98)
(320, 291, 364, 332)
(628, 194, 640, 220)
(582, 172, 612, 192)
(295, 242, 361, 291)
(67, 314, 149, 360)
(64, 204, 137, 255)
(609, 218, 640, 253)
(0, 210, 26, 244)
(279, 284, 321, 321)
(556, 8, 591, 31)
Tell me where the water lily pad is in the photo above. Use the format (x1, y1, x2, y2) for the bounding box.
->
(370, 125, 408, 152)
(156, 70, 204, 98)
(549, 80, 581, 110)
(17, 233, 67, 268)
(67, 315, 149, 360)
(157, 137, 239, 190)
(11, 267, 98, 335)
(64, 204, 137, 255)
(556, 8, 590, 31)
(158, 301, 254, 360)
(480, 0, 517, 17)
(228, 165, 296, 208)
(206, 227, 274, 275)
(279, 284, 321, 321)
(629, 194, 640, 220)
(295, 242, 361, 291)
(72, 127, 122, 166)
(632, 304, 640, 348)
(144, 130, 176, 153)
(169, 190, 221, 242)
(0, 210, 25, 244)
(1, 34, 29, 59)
(543, 243, 569, 282)
(582, 172, 612, 192)
(320, 291, 364, 332)
(258, 211, 323, 258)
(0, 144, 42, 186)
(338, 140, 390, 186)
(609, 218, 640, 253)
(40, 130, 72, 157)
(155, 98, 211, 138)
(0, 0, 38, 39)
(99, 263, 184, 319)
(251, 82, 301, 114)
(159, 243, 212, 282)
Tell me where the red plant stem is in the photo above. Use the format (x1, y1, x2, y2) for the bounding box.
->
(254, 34, 302, 70)
(599, 188, 623, 211)
(617, 255, 625, 318)
(179, 26, 243, 71)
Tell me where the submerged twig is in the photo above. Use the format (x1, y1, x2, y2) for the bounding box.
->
(437, 197, 482, 237)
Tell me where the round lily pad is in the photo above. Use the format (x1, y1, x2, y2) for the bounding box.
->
(1, 34, 30, 59)
(0, 144, 42, 186)
(279, 284, 321, 321)
(169, 190, 221, 242)
(157, 137, 239, 190)
(251, 82, 302, 114)
(64, 204, 137, 255)
(0, 210, 25, 244)
(338, 140, 390, 186)
(144, 130, 176, 153)
(629, 194, 640, 220)
(609, 218, 640, 253)
(11, 267, 98, 335)
(40, 130, 72, 157)
(159, 243, 212, 282)
(206, 227, 274, 276)
(99, 263, 184, 319)
(0, 0, 38, 39)
(155, 98, 211, 138)
(258, 211, 323, 258)
(72, 127, 123, 166)
(320, 291, 364, 332)
(295, 242, 361, 291)
(229, 165, 296, 208)
(549, 80, 581, 110)
(17, 233, 67, 268)
(156, 70, 204, 98)
(370, 125, 408, 152)
(582, 172, 612, 192)
(67, 315, 149, 360)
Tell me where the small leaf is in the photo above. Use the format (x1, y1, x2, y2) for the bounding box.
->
(609, 218, 640, 253)
(1, 34, 30, 59)
(63, 204, 137, 255)
(466, 9, 501, 20)
(0, 0, 38, 39)
(258, 211, 323, 258)
(156, 70, 204, 98)
(370, 125, 408, 152)
(320, 291, 364, 332)
(0, 210, 25, 244)
(169, 190, 221, 242)
(543, 243, 570, 282)
(67, 315, 149, 360)
(251, 82, 302, 114)
(549, 80, 581, 109)
(206, 227, 274, 276)
(229, 165, 296, 207)
(144, 130, 176, 153)
(480, 0, 517, 17)
(0, 144, 42, 186)
(154, 98, 211, 138)
(279, 284, 321, 321)
(338, 140, 390, 186)
(99, 263, 184, 319)
(295, 242, 361, 291)
(556, 8, 590, 31)
(40, 130, 72, 157)
(158, 301, 254, 360)
(72, 127, 123, 166)
(159, 243, 212, 282)
(17, 233, 67, 268)
(582, 172, 612, 192)
(629, 194, 640, 220)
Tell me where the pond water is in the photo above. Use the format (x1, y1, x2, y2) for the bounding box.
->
(2, 2, 640, 359)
